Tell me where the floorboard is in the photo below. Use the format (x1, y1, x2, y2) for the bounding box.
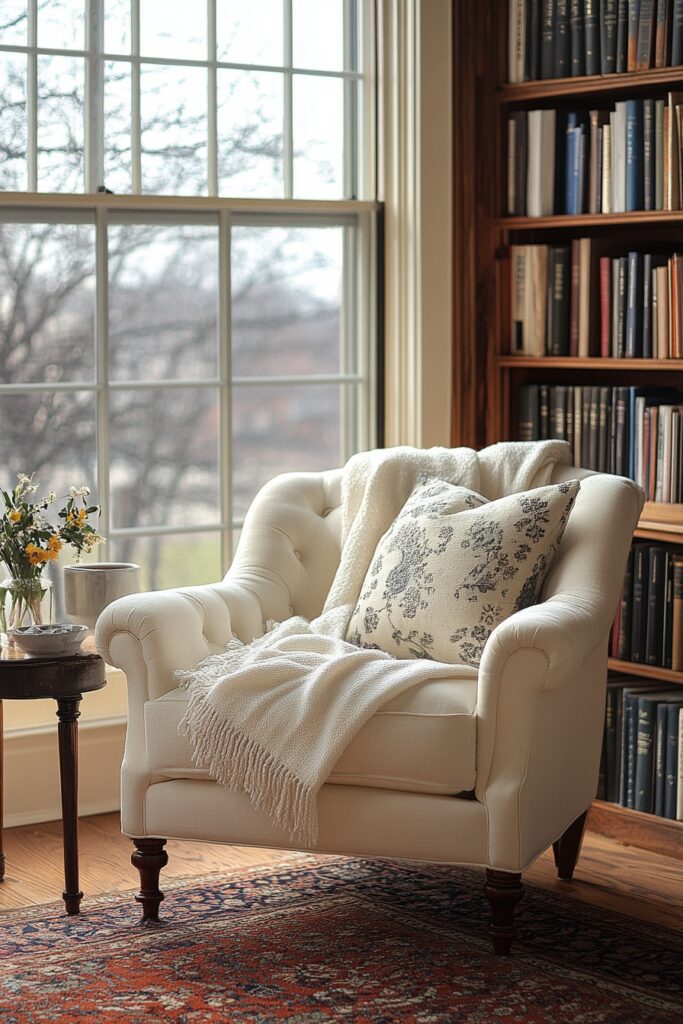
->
(1, 812, 681, 931)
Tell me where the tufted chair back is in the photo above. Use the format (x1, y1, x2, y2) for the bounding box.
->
(228, 469, 345, 625)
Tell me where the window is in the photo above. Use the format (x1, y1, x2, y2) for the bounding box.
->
(0, 1, 377, 601)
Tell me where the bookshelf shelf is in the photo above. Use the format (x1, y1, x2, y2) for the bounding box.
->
(496, 356, 683, 370)
(499, 211, 683, 231)
(497, 66, 683, 105)
(607, 658, 683, 685)
(589, 801, 683, 861)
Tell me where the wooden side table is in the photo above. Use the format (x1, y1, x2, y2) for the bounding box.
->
(0, 648, 106, 914)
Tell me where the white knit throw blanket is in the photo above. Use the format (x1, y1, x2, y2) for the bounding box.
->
(178, 441, 571, 845)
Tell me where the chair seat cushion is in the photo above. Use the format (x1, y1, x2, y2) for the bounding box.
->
(144, 674, 478, 796)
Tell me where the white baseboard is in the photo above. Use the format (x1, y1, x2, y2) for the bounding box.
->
(3, 718, 125, 827)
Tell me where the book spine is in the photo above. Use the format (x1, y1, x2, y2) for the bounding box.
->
(656, 263, 669, 357)
(556, 0, 571, 74)
(518, 385, 539, 441)
(511, 246, 526, 353)
(601, 0, 619, 70)
(569, 238, 581, 356)
(636, 0, 656, 69)
(645, 545, 666, 664)
(673, 555, 683, 670)
(588, 385, 600, 468)
(527, 0, 542, 79)
(625, 251, 643, 358)
(602, 123, 612, 212)
(665, 702, 680, 817)
(625, 693, 638, 808)
(616, 257, 628, 357)
(565, 119, 578, 213)
(642, 252, 653, 357)
(654, 0, 670, 66)
(541, 0, 556, 76)
(630, 542, 648, 662)
(570, 0, 587, 74)
(626, 99, 644, 211)
(507, 118, 516, 215)
(677, 707, 683, 819)
(635, 696, 656, 812)
(616, 0, 629, 70)
(655, 98, 665, 209)
(628, 0, 642, 70)
(514, 111, 527, 216)
(539, 383, 550, 439)
(654, 702, 669, 816)
(605, 685, 618, 802)
(643, 99, 655, 210)
(599, 256, 611, 357)
(548, 245, 570, 355)
(573, 386, 583, 465)
(672, 0, 683, 63)
(509, 0, 524, 81)
(585, 0, 602, 72)
(617, 548, 634, 659)
(663, 549, 674, 668)
(598, 385, 610, 471)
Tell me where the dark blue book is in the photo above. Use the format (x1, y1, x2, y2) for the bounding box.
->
(585, 0, 601, 72)
(556, 0, 571, 74)
(673, 0, 683, 64)
(654, 701, 669, 815)
(541, 0, 556, 77)
(645, 546, 666, 665)
(623, 691, 640, 807)
(601, 0, 619, 71)
(616, 0, 629, 70)
(630, 543, 648, 663)
(665, 703, 683, 818)
(626, 100, 644, 211)
(526, 0, 542, 80)
(565, 116, 579, 213)
(625, 252, 643, 359)
(635, 695, 658, 812)
(570, 0, 587, 74)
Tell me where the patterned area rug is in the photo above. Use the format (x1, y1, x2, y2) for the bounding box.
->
(2, 856, 682, 1023)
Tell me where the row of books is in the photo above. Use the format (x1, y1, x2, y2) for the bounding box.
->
(611, 542, 683, 668)
(510, 242, 683, 358)
(508, 95, 683, 217)
(508, 0, 683, 82)
(598, 676, 683, 818)
(518, 384, 683, 501)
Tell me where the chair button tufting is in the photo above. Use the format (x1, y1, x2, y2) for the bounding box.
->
(321, 507, 331, 517)
(294, 550, 302, 561)
(289, 605, 295, 615)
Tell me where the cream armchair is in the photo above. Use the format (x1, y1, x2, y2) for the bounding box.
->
(96, 458, 643, 955)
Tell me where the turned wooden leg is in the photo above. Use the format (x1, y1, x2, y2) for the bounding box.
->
(552, 810, 588, 880)
(484, 869, 524, 956)
(131, 838, 168, 923)
(56, 696, 83, 915)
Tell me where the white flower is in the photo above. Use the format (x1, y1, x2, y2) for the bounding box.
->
(46, 491, 57, 503)
(17, 472, 38, 493)
(69, 485, 90, 498)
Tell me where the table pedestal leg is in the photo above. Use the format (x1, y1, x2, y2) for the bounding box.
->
(0, 699, 4, 882)
(56, 696, 83, 915)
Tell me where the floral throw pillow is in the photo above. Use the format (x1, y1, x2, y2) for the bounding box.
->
(346, 477, 580, 667)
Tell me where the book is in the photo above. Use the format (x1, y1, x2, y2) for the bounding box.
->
(635, 690, 682, 812)
(617, 549, 634, 659)
(570, 239, 581, 355)
(616, 0, 629, 70)
(654, 700, 670, 815)
(655, 0, 671, 66)
(518, 385, 539, 441)
(589, 110, 608, 212)
(514, 110, 527, 215)
(626, 99, 644, 210)
(645, 545, 666, 664)
(527, 0, 542, 79)
(636, 0, 657, 68)
(656, 263, 669, 356)
(585, 0, 602, 72)
(625, 251, 643, 357)
(655, 98, 665, 209)
(662, 549, 674, 667)
(507, 118, 516, 215)
(672, 554, 683, 670)
(599, 256, 612, 357)
(630, 543, 648, 662)
(602, 122, 612, 212)
(541, 0, 556, 77)
(665, 701, 683, 816)
(556, 0, 572, 75)
(598, 385, 610, 470)
(571, 0, 587, 74)
(628, 0, 642, 69)
(611, 102, 627, 213)
(547, 245, 571, 355)
(678, 707, 683, 819)
(539, 383, 550, 438)
(527, 109, 556, 216)
(509, 0, 526, 82)
(672, 0, 683, 63)
(601, 0, 619, 71)
(511, 245, 527, 353)
(642, 252, 653, 357)
(643, 98, 655, 210)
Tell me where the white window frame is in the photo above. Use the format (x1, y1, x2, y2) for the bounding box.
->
(0, 0, 380, 582)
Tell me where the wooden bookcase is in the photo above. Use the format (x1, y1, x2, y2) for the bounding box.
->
(451, 2, 683, 860)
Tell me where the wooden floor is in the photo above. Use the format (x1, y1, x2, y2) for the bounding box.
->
(1, 812, 681, 930)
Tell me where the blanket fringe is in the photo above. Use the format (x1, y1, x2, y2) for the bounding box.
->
(180, 698, 319, 847)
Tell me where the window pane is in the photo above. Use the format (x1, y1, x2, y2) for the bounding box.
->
(217, 0, 283, 66)
(217, 70, 283, 198)
(104, 0, 131, 55)
(109, 387, 220, 529)
(104, 60, 132, 192)
(37, 55, 85, 192)
(108, 223, 218, 381)
(0, 53, 27, 191)
(37, 0, 85, 51)
(231, 383, 343, 519)
(140, 0, 206, 60)
(0, 222, 95, 385)
(109, 532, 222, 591)
(0, 391, 97, 501)
(232, 226, 343, 377)
(0, 1, 27, 46)
(141, 64, 207, 195)
(293, 0, 344, 71)
(293, 75, 344, 198)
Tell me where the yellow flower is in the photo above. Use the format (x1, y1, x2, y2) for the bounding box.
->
(25, 543, 44, 565)
(48, 535, 62, 553)
(8, 509, 21, 523)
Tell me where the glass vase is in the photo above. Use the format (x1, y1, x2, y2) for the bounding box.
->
(0, 576, 54, 645)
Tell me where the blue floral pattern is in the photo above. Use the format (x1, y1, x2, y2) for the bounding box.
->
(347, 478, 579, 666)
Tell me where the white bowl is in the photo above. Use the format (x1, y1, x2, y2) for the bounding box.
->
(8, 623, 89, 657)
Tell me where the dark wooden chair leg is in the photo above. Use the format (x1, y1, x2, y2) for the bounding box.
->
(484, 869, 524, 956)
(131, 838, 168, 923)
(552, 810, 588, 880)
